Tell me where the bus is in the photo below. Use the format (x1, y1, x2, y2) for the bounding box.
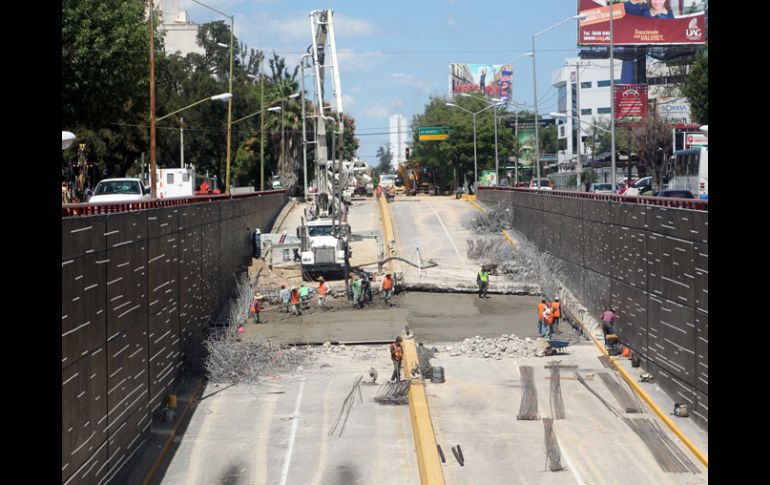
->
(666, 146, 708, 198)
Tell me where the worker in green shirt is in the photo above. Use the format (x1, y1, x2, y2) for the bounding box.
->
(477, 266, 490, 299)
(299, 283, 310, 309)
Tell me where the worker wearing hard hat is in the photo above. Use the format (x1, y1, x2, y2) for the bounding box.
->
(551, 297, 561, 334)
(390, 336, 404, 382)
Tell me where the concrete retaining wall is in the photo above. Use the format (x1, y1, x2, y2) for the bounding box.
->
(478, 190, 708, 428)
(61, 193, 287, 484)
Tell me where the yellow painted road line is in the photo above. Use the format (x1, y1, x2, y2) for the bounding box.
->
(142, 379, 204, 485)
(401, 336, 446, 485)
(565, 307, 708, 468)
(378, 195, 397, 273)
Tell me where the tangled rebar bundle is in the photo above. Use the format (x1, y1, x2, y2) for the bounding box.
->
(374, 380, 410, 405)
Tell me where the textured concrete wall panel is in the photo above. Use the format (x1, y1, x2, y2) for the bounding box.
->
(105, 404, 151, 484)
(62, 216, 108, 261)
(694, 241, 708, 313)
(106, 322, 149, 435)
(612, 226, 647, 290)
(647, 295, 696, 384)
(583, 199, 610, 223)
(611, 202, 648, 230)
(583, 220, 612, 276)
(647, 234, 695, 307)
(695, 310, 708, 395)
(646, 206, 693, 241)
(611, 280, 649, 353)
(62, 254, 107, 369)
(62, 347, 107, 484)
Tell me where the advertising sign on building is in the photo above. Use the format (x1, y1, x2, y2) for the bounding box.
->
(684, 132, 708, 148)
(577, 0, 706, 46)
(614, 84, 648, 126)
(450, 63, 511, 100)
(657, 101, 691, 124)
(517, 129, 536, 168)
(479, 170, 498, 186)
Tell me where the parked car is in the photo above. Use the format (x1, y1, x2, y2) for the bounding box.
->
(588, 183, 614, 194)
(528, 178, 553, 190)
(516, 181, 529, 188)
(88, 178, 150, 203)
(655, 189, 694, 199)
(634, 176, 654, 194)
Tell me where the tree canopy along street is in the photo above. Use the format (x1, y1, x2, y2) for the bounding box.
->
(63, 3, 707, 484)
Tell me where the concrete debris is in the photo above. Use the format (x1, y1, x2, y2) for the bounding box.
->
(448, 334, 537, 359)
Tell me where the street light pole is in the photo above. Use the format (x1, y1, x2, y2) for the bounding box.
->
(610, 3, 617, 192)
(532, 15, 586, 189)
(149, 0, 157, 198)
(192, 0, 234, 194)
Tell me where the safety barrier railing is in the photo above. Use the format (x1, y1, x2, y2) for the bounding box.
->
(477, 186, 708, 211)
(61, 189, 288, 217)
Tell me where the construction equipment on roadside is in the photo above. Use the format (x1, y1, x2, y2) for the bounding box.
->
(397, 160, 438, 196)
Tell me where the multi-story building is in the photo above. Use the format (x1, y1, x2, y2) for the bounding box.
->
(389, 114, 408, 169)
(156, 0, 205, 57)
(551, 58, 622, 171)
(551, 55, 695, 171)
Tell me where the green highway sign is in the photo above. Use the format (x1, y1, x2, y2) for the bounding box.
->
(418, 126, 450, 141)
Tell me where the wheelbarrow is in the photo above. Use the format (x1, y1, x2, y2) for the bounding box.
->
(547, 339, 570, 354)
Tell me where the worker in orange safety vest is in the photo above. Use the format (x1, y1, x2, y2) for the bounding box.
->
(551, 297, 561, 334)
(537, 299, 548, 337)
(317, 277, 329, 309)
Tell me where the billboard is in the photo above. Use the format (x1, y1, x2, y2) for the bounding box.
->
(578, 0, 706, 46)
(517, 129, 536, 168)
(614, 84, 648, 126)
(450, 63, 512, 100)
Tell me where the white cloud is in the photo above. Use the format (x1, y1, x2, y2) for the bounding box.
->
(359, 100, 404, 119)
(332, 14, 377, 38)
(391, 73, 433, 96)
(447, 16, 457, 27)
(337, 49, 386, 70)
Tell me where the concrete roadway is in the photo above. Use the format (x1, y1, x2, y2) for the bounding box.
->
(142, 194, 707, 485)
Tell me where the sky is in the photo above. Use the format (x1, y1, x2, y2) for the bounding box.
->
(180, 0, 589, 167)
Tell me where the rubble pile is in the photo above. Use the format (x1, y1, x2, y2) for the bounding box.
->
(447, 334, 537, 359)
(307, 342, 386, 362)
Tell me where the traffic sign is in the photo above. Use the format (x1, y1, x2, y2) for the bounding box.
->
(419, 127, 450, 141)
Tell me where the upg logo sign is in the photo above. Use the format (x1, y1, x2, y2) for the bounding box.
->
(686, 18, 702, 40)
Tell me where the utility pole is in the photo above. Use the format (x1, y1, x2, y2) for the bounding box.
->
(149, 0, 157, 199)
(180, 117, 184, 168)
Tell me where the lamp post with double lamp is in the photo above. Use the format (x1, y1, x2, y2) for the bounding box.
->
(459, 93, 506, 183)
(532, 14, 586, 189)
(191, 0, 234, 194)
(446, 101, 503, 191)
(497, 52, 533, 184)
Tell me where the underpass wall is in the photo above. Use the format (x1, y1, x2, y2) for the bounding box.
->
(61, 193, 287, 484)
(479, 190, 708, 428)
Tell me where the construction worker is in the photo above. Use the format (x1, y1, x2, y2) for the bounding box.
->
(249, 293, 263, 323)
(299, 283, 310, 309)
(351, 274, 363, 309)
(290, 287, 302, 316)
(601, 308, 617, 340)
(537, 299, 548, 337)
(359, 270, 373, 304)
(317, 277, 329, 309)
(551, 297, 561, 334)
(390, 336, 404, 382)
(279, 283, 291, 313)
(380, 273, 394, 307)
(477, 266, 490, 298)
(543, 306, 555, 338)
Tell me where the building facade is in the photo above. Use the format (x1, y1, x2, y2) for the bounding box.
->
(157, 0, 205, 57)
(389, 114, 408, 169)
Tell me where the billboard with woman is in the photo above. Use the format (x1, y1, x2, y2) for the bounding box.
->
(578, 0, 706, 45)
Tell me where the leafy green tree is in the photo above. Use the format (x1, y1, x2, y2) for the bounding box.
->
(682, 47, 708, 124)
(62, 0, 158, 179)
(374, 146, 394, 175)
